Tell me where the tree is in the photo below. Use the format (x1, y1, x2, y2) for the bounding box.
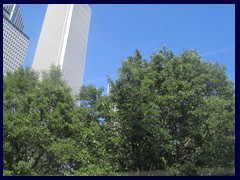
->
(108, 49, 174, 172)
(74, 85, 122, 175)
(108, 47, 235, 174)
(4, 67, 121, 175)
(4, 66, 76, 175)
(4, 47, 235, 175)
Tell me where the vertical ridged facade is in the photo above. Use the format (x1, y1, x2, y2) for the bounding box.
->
(32, 4, 91, 95)
(3, 4, 24, 31)
(3, 4, 30, 76)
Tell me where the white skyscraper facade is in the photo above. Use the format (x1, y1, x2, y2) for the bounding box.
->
(32, 4, 91, 95)
(3, 4, 30, 76)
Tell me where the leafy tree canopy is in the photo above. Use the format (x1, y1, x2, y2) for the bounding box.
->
(4, 47, 235, 175)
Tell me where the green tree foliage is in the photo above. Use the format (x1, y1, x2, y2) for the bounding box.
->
(4, 47, 235, 176)
(4, 66, 118, 175)
(108, 47, 235, 175)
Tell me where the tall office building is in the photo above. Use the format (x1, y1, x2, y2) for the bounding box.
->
(3, 4, 30, 76)
(32, 4, 91, 95)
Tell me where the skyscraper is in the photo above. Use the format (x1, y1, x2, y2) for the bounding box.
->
(32, 4, 91, 95)
(3, 4, 30, 76)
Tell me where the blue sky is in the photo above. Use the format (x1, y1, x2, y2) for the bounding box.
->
(21, 4, 235, 93)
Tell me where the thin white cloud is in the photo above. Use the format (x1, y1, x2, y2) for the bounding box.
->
(84, 73, 117, 85)
(200, 46, 235, 57)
